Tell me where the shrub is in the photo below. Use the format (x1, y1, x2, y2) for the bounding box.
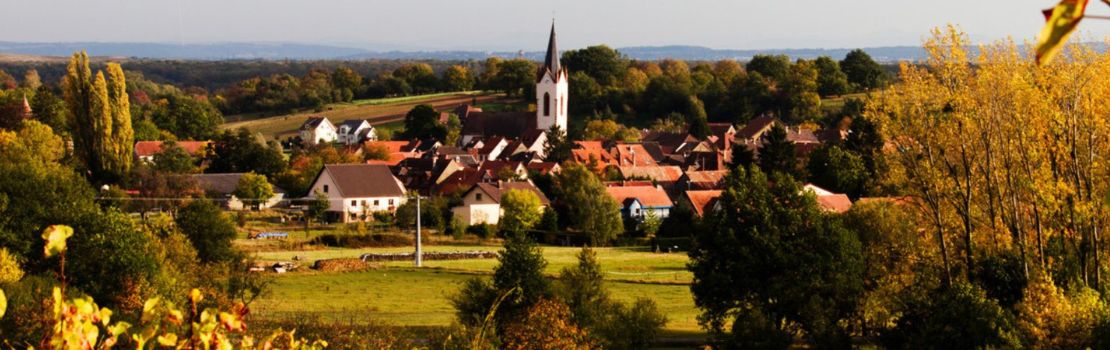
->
(501, 299, 592, 350)
(176, 200, 240, 263)
(882, 283, 1020, 349)
(597, 298, 667, 350)
(310, 233, 412, 248)
(467, 224, 495, 239)
(0, 247, 23, 284)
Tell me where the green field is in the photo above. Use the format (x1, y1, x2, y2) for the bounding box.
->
(221, 91, 503, 139)
(248, 243, 702, 333)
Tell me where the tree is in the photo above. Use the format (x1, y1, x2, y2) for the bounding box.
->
(149, 94, 224, 140)
(442, 65, 475, 92)
(207, 128, 286, 177)
(500, 189, 543, 234)
(306, 191, 331, 226)
(494, 59, 539, 98)
(64, 52, 133, 183)
(151, 140, 197, 173)
(175, 200, 239, 263)
(402, 104, 446, 140)
(21, 69, 41, 90)
(883, 283, 1020, 349)
(501, 299, 593, 350)
(813, 56, 850, 97)
(807, 145, 867, 199)
(233, 172, 274, 210)
(493, 235, 551, 320)
(543, 125, 571, 164)
(444, 113, 462, 146)
(555, 164, 624, 245)
(363, 142, 392, 161)
(757, 124, 797, 178)
(776, 59, 821, 122)
(562, 45, 626, 85)
(0, 119, 65, 173)
(556, 247, 609, 330)
(840, 49, 888, 91)
(689, 166, 864, 348)
(746, 55, 791, 82)
(30, 87, 68, 136)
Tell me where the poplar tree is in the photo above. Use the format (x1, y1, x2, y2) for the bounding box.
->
(63, 51, 133, 182)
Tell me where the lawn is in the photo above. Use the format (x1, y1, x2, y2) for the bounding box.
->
(247, 242, 703, 334)
(251, 268, 701, 332)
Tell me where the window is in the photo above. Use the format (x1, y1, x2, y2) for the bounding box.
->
(476, 193, 483, 201)
(558, 96, 562, 115)
(361, 200, 367, 207)
(323, 185, 329, 193)
(543, 92, 550, 116)
(389, 199, 394, 205)
(350, 200, 357, 206)
(374, 200, 380, 206)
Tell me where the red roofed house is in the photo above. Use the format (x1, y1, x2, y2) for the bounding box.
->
(452, 181, 551, 226)
(363, 140, 421, 166)
(572, 141, 616, 170)
(610, 143, 657, 167)
(307, 164, 408, 222)
(617, 165, 684, 192)
(605, 183, 673, 222)
(679, 170, 728, 191)
(134, 141, 210, 164)
(683, 190, 723, 217)
(803, 184, 853, 214)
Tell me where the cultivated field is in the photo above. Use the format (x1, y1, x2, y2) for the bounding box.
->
(220, 91, 504, 139)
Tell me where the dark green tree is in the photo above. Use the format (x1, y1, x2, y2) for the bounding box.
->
(745, 55, 791, 82)
(543, 124, 573, 163)
(149, 94, 224, 140)
(175, 200, 239, 263)
(206, 128, 286, 177)
(402, 104, 446, 140)
(813, 56, 850, 97)
(840, 49, 889, 91)
(807, 145, 867, 199)
(882, 283, 1020, 349)
(757, 124, 798, 178)
(556, 247, 609, 329)
(689, 166, 864, 348)
(151, 140, 197, 173)
(562, 45, 626, 85)
(555, 164, 624, 245)
(306, 190, 331, 225)
(493, 59, 539, 98)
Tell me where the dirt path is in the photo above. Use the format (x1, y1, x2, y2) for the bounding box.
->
(221, 92, 508, 139)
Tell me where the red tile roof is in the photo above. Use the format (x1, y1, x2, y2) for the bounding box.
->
(611, 143, 658, 167)
(605, 185, 673, 208)
(816, 194, 853, 213)
(683, 170, 728, 189)
(618, 165, 684, 182)
(685, 190, 723, 217)
(134, 141, 210, 158)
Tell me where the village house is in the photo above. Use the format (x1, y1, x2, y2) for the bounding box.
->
(452, 181, 551, 226)
(134, 140, 210, 164)
(803, 184, 853, 213)
(336, 119, 376, 145)
(605, 182, 673, 222)
(683, 190, 723, 217)
(300, 117, 338, 145)
(306, 164, 408, 222)
(190, 173, 286, 210)
(678, 170, 728, 191)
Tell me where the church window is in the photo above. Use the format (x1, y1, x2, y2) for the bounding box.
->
(543, 93, 551, 116)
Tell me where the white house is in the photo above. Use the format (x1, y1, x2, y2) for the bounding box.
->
(300, 117, 338, 145)
(307, 164, 408, 222)
(337, 119, 376, 145)
(453, 181, 550, 226)
(605, 184, 673, 222)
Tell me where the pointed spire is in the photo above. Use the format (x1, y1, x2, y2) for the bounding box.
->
(22, 94, 32, 116)
(539, 20, 562, 83)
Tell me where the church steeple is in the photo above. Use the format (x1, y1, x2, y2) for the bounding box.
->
(538, 21, 563, 83)
(535, 20, 569, 134)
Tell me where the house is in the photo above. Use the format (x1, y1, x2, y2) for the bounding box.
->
(707, 123, 736, 152)
(478, 136, 509, 161)
(803, 184, 853, 213)
(572, 141, 616, 170)
(134, 141, 210, 163)
(306, 164, 408, 222)
(392, 157, 465, 194)
(617, 165, 684, 191)
(679, 170, 728, 191)
(605, 183, 673, 222)
(300, 117, 338, 145)
(337, 119, 376, 145)
(363, 140, 422, 166)
(610, 143, 658, 167)
(683, 190, 723, 217)
(190, 173, 286, 210)
(453, 181, 551, 226)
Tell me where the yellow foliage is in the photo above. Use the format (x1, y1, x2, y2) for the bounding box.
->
(0, 247, 24, 284)
(501, 299, 592, 350)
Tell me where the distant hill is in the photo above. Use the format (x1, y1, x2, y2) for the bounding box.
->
(5, 41, 1101, 63)
(0, 42, 934, 62)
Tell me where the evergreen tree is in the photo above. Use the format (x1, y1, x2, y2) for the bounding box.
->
(556, 247, 609, 329)
(543, 124, 573, 163)
(490, 234, 551, 325)
(757, 124, 797, 178)
(840, 49, 889, 91)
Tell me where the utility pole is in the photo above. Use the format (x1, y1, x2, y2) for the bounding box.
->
(415, 194, 423, 267)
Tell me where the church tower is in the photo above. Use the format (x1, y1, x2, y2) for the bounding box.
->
(535, 22, 568, 132)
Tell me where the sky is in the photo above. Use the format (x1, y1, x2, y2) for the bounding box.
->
(7, 0, 1110, 51)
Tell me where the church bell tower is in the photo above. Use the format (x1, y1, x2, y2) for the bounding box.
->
(535, 22, 568, 132)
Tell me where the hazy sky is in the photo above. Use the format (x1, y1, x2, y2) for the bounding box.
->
(7, 0, 1110, 51)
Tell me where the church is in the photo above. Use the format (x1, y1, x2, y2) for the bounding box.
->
(457, 23, 569, 152)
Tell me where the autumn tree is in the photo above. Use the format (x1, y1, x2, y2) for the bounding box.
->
(64, 52, 133, 183)
(499, 189, 543, 234)
(554, 164, 624, 245)
(233, 172, 274, 210)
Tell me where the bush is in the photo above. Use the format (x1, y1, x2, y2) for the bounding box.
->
(176, 200, 240, 263)
(882, 283, 1020, 349)
(596, 298, 667, 350)
(501, 299, 592, 350)
(0, 247, 23, 284)
(467, 224, 495, 239)
(310, 233, 412, 248)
